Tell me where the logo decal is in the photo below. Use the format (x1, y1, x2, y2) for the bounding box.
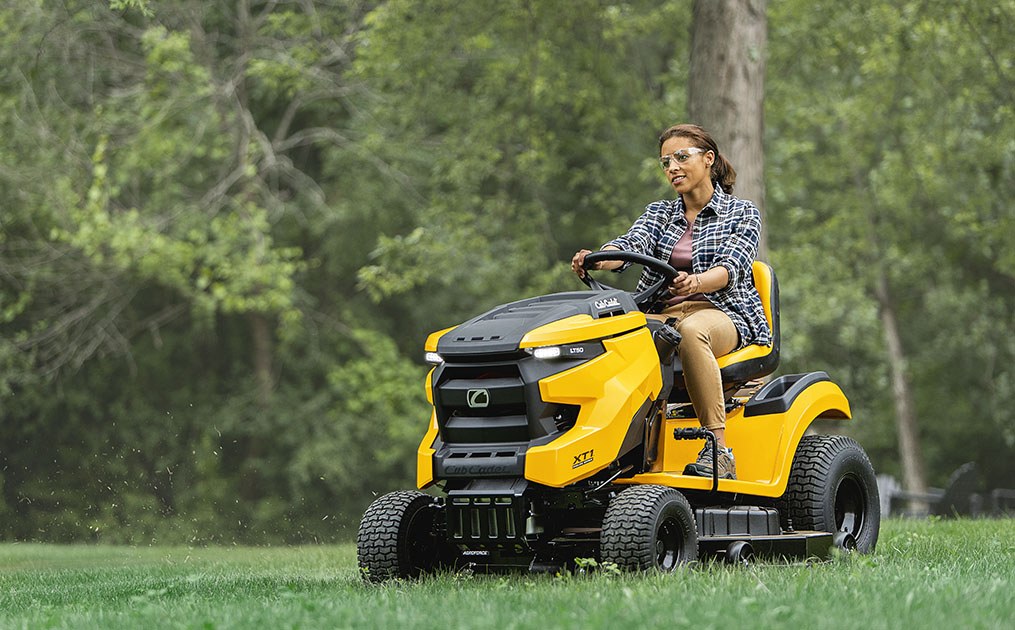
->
(572, 449, 595, 469)
(467, 388, 490, 408)
(594, 297, 620, 310)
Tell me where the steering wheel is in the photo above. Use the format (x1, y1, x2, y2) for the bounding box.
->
(580, 250, 679, 312)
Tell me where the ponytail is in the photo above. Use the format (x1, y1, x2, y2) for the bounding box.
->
(710, 152, 736, 194)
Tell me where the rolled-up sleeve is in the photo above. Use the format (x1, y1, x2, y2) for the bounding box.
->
(712, 204, 760, 288)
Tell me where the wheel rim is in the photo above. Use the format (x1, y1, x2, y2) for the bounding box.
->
(834, 473, 865, 537)
(655, 517, 684, 570)
(405, 505, 438, 573)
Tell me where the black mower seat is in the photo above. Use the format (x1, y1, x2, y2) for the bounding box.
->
(668, 261, 780, 392)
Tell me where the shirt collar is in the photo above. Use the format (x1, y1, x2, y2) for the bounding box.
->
(672, 184, 727, 218)
(702, 185, 727, 216)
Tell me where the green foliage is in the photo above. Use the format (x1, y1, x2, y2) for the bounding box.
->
(765, 0, 1015, 487)
(1, 0, 1013, 543)
(109, 0, 152, 17)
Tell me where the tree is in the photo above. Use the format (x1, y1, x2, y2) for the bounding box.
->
(688, 0, 767, 251)
(767, 0, 1015, 506)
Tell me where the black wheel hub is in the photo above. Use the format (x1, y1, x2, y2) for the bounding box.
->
(656, 518, 684, 571)
(834, 473, 866, 537)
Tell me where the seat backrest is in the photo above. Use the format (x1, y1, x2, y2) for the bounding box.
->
(716, 260, 780, 383)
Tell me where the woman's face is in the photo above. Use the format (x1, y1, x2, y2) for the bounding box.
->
(660, 136, 714, 197)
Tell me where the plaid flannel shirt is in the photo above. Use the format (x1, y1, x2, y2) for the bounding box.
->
(603, 187, 772, 350)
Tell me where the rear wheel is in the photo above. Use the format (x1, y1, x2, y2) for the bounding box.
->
(778, 435, 881, 553)
(357, 490, 448, 582)
(601, 485, 698, 571)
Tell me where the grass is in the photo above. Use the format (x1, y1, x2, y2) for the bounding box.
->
(2, 519, 1014, 629)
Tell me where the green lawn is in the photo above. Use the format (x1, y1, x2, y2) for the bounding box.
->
(2, 519, 1014, 629)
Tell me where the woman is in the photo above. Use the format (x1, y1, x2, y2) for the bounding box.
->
(570, 124, 771, 480)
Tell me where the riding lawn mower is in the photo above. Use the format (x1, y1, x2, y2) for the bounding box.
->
(356, 252, 880, 580)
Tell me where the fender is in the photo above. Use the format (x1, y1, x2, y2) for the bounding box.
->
(618, 372, 850, 498)
(744, 371, 846, 418)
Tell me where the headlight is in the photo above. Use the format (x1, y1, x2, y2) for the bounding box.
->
(424, 351, 444, 364)
(531, 346, 562, 360)
(525, 342, 601, 360)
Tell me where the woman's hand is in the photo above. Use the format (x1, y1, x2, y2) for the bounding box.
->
(670, 266, 729, 295)
(669, 271, 702, 296)
(571, 249, 599, 278)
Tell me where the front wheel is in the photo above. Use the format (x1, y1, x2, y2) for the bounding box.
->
(601, 485, 698, 571)
(778, 435, 881, 553)
(356, 490, 448, 582)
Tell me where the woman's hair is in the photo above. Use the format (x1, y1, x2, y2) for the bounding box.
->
(658, 124, 736, 194)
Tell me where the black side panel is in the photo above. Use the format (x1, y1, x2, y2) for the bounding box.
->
(618, 398, 653, 458)
(696, 506, 781, 536)
(743, 371, 831, 417)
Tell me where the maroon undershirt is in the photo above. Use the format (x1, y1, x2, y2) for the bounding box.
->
(662, 225, 707, 305)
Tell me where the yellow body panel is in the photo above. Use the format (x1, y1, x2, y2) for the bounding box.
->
(519, 312, 645, 348)
(417, 367, 440, 488)
(416, 409, 440, 488)
(524, 327, 661, 487)
(617, 379, 851, 496)
(425, 327, 457, 352)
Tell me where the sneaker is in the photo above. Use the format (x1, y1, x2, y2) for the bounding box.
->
(683, 444, 736, 480)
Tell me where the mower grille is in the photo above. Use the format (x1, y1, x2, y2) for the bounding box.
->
(435, 366, 531, 443)
(448, 495, 523, 545)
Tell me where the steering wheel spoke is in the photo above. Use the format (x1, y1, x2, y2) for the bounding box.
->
(581, 251, 679, 312)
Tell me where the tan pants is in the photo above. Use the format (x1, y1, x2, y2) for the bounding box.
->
(648, 301, 738, 430)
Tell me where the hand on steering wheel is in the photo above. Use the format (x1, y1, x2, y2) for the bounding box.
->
(570, 249, 599, 278)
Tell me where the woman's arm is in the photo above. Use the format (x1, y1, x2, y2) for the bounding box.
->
(601, 202, 668, 258)
(711, 204, 761, 288)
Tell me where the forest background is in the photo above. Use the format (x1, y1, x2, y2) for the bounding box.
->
(1, 0, 1012, 544)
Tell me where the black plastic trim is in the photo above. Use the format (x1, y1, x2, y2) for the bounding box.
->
(618, 397, 653, 458)
(743, 371, 831, 417)
(695, 506, 781, 537)
(435, 442, 528, 478)
(431, 357, 586, 444)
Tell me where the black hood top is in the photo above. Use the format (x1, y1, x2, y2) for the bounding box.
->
(436, 289, 639, 356)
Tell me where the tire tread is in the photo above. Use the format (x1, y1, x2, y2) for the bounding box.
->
(356, 490, 432, 582)
(777, 434, 880, 552)
(601, 485, 697, 570)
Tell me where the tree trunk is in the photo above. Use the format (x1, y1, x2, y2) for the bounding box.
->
(248, 311, 274, 408)
(688, 0, 768, 256)
(243, 311, 274, 500)
(874, 271, 929, 515)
